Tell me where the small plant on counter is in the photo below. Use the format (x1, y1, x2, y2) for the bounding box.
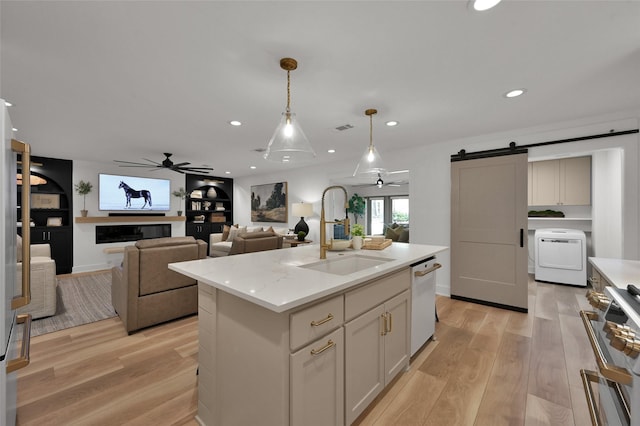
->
(351, 223, 364, 237)
(172, 187, 188, 216)
(297, 231, 307, 241)
(74, 180, 93, 217)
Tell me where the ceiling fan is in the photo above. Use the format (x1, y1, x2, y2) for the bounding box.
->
(114, 153, 213, 174)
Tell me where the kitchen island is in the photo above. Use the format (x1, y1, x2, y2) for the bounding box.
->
(170, 242, 447, 426)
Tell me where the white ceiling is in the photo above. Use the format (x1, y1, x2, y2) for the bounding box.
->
(2, 1, 640, 181)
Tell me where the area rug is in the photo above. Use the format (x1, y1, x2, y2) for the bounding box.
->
(31, 271, 117, 337)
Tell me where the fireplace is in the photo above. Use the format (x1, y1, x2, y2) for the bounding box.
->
(96, 224, 171, 244)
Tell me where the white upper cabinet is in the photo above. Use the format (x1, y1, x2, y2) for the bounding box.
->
(530, 156, 591, 206)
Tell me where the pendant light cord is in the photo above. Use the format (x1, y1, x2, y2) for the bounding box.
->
(286, 70, 291, 113)
(369, 113, 373, 149)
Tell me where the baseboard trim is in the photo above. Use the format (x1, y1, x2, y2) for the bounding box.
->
(450, 294, 528, 313)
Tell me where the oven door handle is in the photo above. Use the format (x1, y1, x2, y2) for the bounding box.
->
(581, 369, 631, 426)
(579, 310, 632, 385)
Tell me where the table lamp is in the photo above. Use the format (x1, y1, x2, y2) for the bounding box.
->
(292, 202, 313, 235)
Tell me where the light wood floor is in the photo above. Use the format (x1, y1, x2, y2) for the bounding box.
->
(17, 275, 596, 426)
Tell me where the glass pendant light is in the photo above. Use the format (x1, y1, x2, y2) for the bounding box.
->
(353, 108, 386, 177)
(264, 58, 316, 163)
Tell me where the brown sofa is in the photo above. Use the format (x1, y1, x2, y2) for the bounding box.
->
(228, 231, 283, 255)
(112, 236, 207, 334)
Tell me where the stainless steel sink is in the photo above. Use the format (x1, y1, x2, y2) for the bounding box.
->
(299, 254, 394, 276)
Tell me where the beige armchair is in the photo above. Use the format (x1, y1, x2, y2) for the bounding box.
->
(16, 242, 58, 319)
(111, 236, 207, 334)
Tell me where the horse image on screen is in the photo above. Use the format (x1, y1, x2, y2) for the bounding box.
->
(99, 173, 171, 211)
(118, 181, 152, 209)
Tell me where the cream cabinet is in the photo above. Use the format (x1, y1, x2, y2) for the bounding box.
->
(291, 327, 344, 426)
(196, 267, 411, 426)
(344, 290, 410, 425)
(343, 268, 411, 425)
(530, 156, 591, 206)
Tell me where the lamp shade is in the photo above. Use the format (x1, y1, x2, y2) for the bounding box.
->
(264, 112, 316, 163)
(292, 202, 313, 218)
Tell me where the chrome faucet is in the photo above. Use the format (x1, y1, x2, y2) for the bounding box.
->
(320, 186, 350, 259)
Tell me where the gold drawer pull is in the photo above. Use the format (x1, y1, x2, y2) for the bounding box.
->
(414, 263, 442, 277)
(386, 312, 392, 334)
(310, 313, 334, 327)
(310, 340, 335, 356)
(7, 314, 32, 374)
(579, 310, 632, 385)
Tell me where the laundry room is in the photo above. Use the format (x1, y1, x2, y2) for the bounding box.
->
(526, 129, 631, 286)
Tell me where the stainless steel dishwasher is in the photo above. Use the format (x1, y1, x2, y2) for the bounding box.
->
(411, 256, 441, 356)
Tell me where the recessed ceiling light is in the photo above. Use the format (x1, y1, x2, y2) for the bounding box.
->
(12, 127, 17, 132)
(229, 120, 242, 126)
(250, 166, 257, 169)
(504, 88, 527, 98)
(225, 171, 231, 174)
(386, 121, 399, 127)
(5, 101, 13, 107)
(472, 0, 502, 11)
(328, 149, 336, 154)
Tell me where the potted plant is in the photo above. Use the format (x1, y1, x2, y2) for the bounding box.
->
(74, 180, 93, 217)
(348, 193, 366, 224)
(172, 187, 188, 216)
(351, 223, 364, 250)
(297, 231, 307, 241)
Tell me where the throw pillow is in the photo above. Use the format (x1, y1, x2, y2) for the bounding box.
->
(384, 225, 402, 242)
(398, 227, 410, 243)
(221, 224, 233, 241)
(226, 226, 247, 242)
(246, 226, 263, 233)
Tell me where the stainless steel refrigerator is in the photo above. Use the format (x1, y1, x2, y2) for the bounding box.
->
(1, 100, 33, 426)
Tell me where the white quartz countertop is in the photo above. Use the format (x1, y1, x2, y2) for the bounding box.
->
(169, 243, 448, 313)
(589, 257, 640, 290)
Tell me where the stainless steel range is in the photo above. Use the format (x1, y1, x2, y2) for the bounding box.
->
(582, 285, 640, 426)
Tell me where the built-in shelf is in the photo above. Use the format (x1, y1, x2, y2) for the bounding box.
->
(75, 216, 186, 223)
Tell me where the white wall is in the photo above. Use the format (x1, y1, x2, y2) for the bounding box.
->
(72, 160, 187, 273)
(70, 111, 640, 299)
(592, 149, 623, 258)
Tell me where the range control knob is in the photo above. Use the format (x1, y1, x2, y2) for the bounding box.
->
(610, 336, 640, 358)
(586, 291, 610, 311)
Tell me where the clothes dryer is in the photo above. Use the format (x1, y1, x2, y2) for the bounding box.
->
(534, 228, 587, 286)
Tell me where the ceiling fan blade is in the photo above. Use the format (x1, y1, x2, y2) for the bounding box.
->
(172, 162, 190, 167)
(182, 166, 214, 171)
(142, 158, 163, 165)
(114, 159, 156, 166)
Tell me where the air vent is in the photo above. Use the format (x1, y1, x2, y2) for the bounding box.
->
(335, 124, 354, 131)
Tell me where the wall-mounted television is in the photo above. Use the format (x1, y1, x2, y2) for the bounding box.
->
(99, 173, 171, 211)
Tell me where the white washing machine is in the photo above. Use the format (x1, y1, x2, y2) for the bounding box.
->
(534, 228, 587, 286)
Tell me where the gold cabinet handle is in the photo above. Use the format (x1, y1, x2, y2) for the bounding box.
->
(7, 314, 32, 373)
(579, 310, 632, 385)
(310, 339, 335, 356)
(380, 314, 387, 336)
(12, 139, 31, 310)
(580, 369, 630, 426)
(414, 263, 442, 277)
(386, 312, 392, 334)
(310, 313, 334, 327)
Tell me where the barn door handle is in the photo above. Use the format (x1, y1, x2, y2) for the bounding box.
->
(520, 229, 524, 248)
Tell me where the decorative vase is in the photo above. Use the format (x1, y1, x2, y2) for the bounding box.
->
(81, 209, 88, 217)
(352, 236, 363, 250)
(206, 187, 218, 199)
(177, 210, 183, 216)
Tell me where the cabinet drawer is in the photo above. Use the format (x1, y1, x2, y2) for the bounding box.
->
(345, 268, 410, 321)
(290, 295, 344, 350)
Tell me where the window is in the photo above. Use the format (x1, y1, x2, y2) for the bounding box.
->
(366, 196, 409, 235)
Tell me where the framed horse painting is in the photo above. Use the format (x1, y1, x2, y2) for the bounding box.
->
(250, 182, 287, 223)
